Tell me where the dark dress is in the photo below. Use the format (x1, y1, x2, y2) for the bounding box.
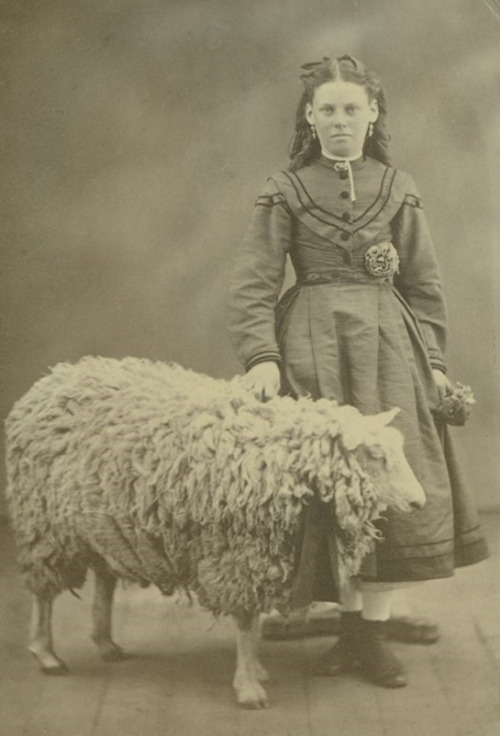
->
(227, 154, 488, 606)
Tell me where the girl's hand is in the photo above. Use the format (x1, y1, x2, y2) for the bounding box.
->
(432, 369, 453, 402)
(244, 361, 281, 401)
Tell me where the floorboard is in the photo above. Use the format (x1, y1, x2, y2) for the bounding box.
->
(0, 513, 498, 736)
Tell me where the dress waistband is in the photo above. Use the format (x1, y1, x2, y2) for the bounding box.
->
(297, 271, 393, 286)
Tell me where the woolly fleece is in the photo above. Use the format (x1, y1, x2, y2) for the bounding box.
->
(6, 357, 397, 615)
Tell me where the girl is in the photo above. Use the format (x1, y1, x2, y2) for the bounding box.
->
(226, 54, 488, 688)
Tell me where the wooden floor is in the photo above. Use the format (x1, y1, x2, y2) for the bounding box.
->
(0, 514, 498, 736)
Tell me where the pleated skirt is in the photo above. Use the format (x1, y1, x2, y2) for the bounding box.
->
(276, 281, 488, 605)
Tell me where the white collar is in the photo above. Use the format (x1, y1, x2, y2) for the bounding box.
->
(320, 149, 363, 162)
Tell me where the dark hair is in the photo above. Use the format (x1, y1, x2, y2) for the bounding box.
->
(289, 54, 391, 171)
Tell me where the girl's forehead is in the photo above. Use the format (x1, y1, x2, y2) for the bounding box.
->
(312, 80, 370, 105)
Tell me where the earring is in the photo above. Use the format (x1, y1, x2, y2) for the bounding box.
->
(310, 124, 317, 140)
(367, 122, 374, 138)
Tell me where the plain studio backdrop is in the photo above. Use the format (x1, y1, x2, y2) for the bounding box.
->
(0, 0, 499, 515)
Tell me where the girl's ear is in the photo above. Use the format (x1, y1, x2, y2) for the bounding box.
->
(369, 98, 379, 123)
(305, 102, 314, 125)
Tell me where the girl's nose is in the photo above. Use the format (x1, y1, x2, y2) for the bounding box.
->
(332, 113, 347, 127)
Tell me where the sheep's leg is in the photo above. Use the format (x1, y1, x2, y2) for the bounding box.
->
(233, 612, 269, 709)
(251, 615, 269, 683)
(236, 613, 269, 682)
(91, 565, 127, 662)
(29, 593, 68, 675)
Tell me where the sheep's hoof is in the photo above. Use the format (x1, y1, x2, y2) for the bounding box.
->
(235, 682, 270, 709)
(96, 641, 129, 662)
(30, 649, 69, 675)
(42, 661, 69, 676)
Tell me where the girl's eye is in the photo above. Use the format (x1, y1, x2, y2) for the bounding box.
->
(346, 106, 357, 114)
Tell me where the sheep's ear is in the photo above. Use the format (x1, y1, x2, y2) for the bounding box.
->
(375, 407, 400, 427)
(341, 406, 400, 451)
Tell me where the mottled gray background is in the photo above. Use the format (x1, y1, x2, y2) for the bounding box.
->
(1, 0, 499, 514)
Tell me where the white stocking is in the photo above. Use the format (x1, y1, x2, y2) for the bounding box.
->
(360, 586, 393, 622)
(340, 578, 362, 612)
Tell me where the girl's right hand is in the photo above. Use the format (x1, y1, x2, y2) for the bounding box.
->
(432, 369, 453, 402)
(243, 361, 281, 401)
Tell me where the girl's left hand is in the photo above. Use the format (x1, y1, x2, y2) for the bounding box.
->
(432, 369, 453, 402)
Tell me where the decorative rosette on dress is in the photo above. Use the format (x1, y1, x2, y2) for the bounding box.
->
(364, 241, 400, 279)
(435, 382, 475, 426)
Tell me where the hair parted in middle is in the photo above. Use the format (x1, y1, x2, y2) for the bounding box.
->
(289, 54, 391, 172)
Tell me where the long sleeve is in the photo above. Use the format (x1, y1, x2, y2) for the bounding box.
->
(391, 175, 448, 373)
(226, 177, 292, 371)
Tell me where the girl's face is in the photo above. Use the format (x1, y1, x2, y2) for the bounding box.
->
(305, 80, 379, 158)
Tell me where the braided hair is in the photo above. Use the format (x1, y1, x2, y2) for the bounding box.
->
(289, 54, 391, 171)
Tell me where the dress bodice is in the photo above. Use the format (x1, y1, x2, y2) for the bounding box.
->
(267, 155, 412, 252)
(227, 154, 447, 374)
(288, 218, 395, 285)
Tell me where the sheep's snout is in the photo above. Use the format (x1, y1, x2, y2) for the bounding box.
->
(383, 445, 426, 512)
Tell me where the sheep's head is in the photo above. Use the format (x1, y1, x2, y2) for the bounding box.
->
(343, 407, 426, 513)
(290, 401, 425, 514)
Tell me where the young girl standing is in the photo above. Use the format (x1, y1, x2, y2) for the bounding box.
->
(226, 54, 488, 688)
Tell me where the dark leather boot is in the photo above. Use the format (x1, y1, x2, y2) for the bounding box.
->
(314, 610, 362, 676)
(359, 618, 407, 688)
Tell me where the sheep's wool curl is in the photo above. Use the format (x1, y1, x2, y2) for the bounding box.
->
(5, 357, 386, 615)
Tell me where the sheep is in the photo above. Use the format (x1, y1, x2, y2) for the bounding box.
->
(4, 356, 425, 708)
